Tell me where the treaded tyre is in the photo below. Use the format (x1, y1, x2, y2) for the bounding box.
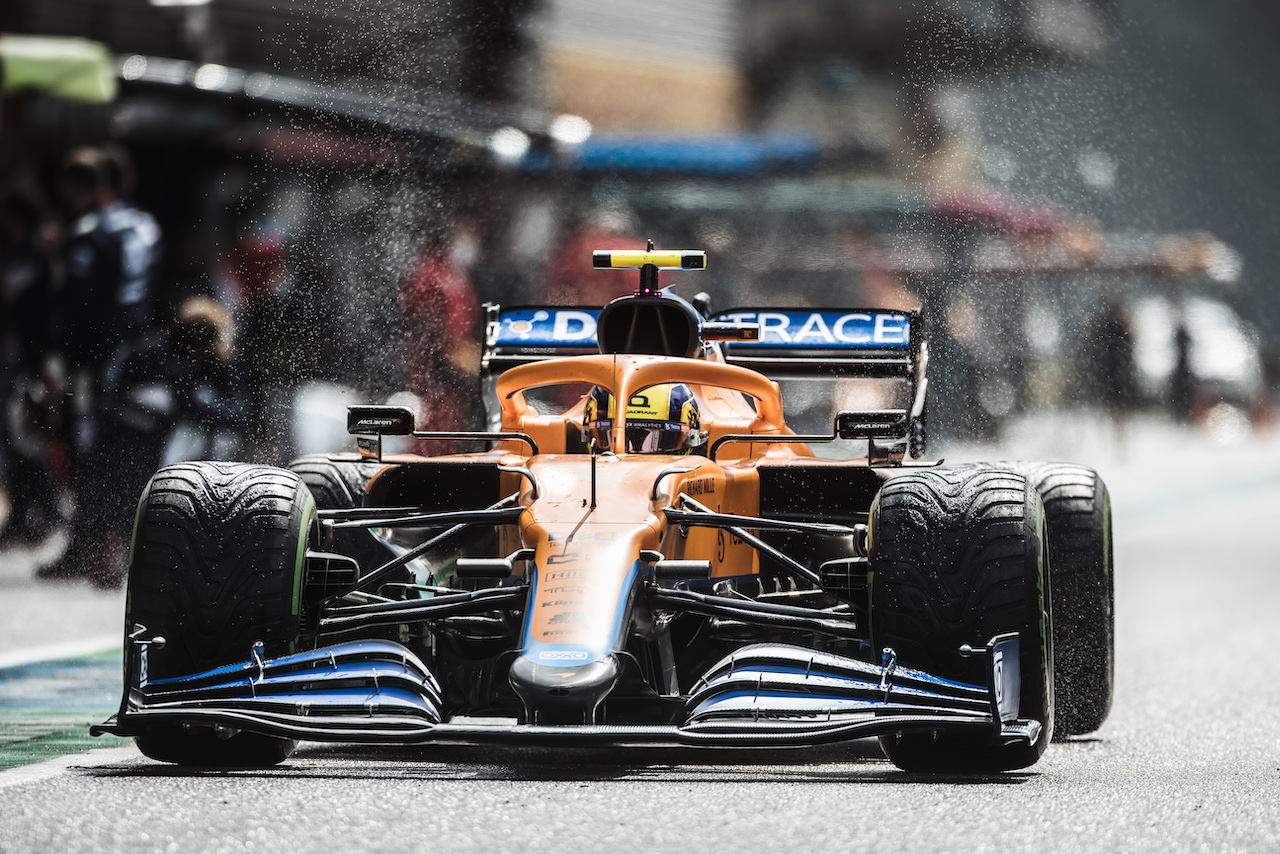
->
(870, 467, 1053, 773)
(287, 454, 377, 511)
(989, 462, 1113, 737)
(287, 454, 385, 571)
(125, 461, 316, 767)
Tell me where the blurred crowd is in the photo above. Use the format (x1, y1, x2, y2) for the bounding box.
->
(1, 144, 248, 587)
(0, 144, 651, 589)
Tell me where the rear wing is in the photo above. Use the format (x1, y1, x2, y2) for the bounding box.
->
(708, 308, 923, 380)
(482, 304, 923, 377)
(482, 304, 603, 374)
(709, 308, 930, 460)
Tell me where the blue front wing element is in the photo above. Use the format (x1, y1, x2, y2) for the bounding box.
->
(687, 644, 992, 723)
(94, 632, 1037, 749)
(93, 638, 443, 742)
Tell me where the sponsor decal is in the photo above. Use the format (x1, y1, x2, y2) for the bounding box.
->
(992, 637, 1021, 721)
(684, 478, 716, 496)
(498, 309, 600, 347)
(538, 649, 589, 661)
(714, 310, 910, 349)
(548, 611, 588, 625)
(993, 650, 1004, 709)
(550, 531, 618, 542)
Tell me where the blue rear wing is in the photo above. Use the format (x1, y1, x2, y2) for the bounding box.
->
(482, 304, 923, 380)
(710, 310, 909, 350)
(710, 308, 921, 379)
(483, 306, 603, 373)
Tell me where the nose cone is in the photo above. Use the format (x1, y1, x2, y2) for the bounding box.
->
(509, 654, 620, 724)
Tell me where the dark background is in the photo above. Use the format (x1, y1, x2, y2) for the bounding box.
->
(980, 0, 1280, 341)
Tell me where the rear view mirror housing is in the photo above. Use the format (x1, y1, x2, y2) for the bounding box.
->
(835, 409, 908, 440)
(347, 406, 415, 436)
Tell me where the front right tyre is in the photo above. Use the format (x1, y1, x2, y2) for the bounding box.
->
(124, 461, 316, 767)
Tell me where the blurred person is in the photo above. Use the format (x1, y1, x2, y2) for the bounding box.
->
(217, 220, 292, 462)
(0, 187, 67, 544)
(159, 296, 251, 464)
(540, 205, 643, 306)
(98, 143, 162, 334)
(1255, 344, 1280, 432)
(47, 145, 165, 576)
(1087, 295, 1138, 435)
(58, 145, 162, 430)
(1170, 319, 1194, 423)
(39, 296, 248, 587)
(399, 223, 482, 453)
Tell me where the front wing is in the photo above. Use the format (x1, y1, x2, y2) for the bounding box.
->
(93, 630, 1039, 750)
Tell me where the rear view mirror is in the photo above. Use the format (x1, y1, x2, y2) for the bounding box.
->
(347, 405, 415, 436)
(835, 409, 908, 440)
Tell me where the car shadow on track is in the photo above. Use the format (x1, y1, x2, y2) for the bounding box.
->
(83, 739, 1033, 785)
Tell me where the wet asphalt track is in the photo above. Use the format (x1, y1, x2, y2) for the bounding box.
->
(1, 415, 1278, 854)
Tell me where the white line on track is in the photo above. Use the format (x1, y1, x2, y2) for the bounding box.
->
(0, 744, 139, 790)
(0, 635, 121, 670)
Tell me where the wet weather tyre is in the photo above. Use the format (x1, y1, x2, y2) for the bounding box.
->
(287, 454, 384, 571)
(287, 454, 378, 510)
(998, 462, 1113, 737)
(124, 461, 316, 767)
(870, 467, 1053, 773)
(950, 461, 1114, 737)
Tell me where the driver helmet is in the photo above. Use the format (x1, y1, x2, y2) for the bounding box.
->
(583, 382, 704, 454)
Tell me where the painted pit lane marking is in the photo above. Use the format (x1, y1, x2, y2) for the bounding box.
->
(0, 639, 128, 773)
(0, 635, 120, 671)
(0, 744, 138, 790)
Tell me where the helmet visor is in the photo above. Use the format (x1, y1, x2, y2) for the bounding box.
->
(624, 419, 694, 454)
(585, 418, 613, 452)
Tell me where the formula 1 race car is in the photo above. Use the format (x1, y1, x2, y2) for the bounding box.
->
(93, 247, 1114, 773)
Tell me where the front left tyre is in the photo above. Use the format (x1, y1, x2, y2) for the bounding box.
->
(950, 460, 1115, 737)
(869, 467, 1053, 773)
